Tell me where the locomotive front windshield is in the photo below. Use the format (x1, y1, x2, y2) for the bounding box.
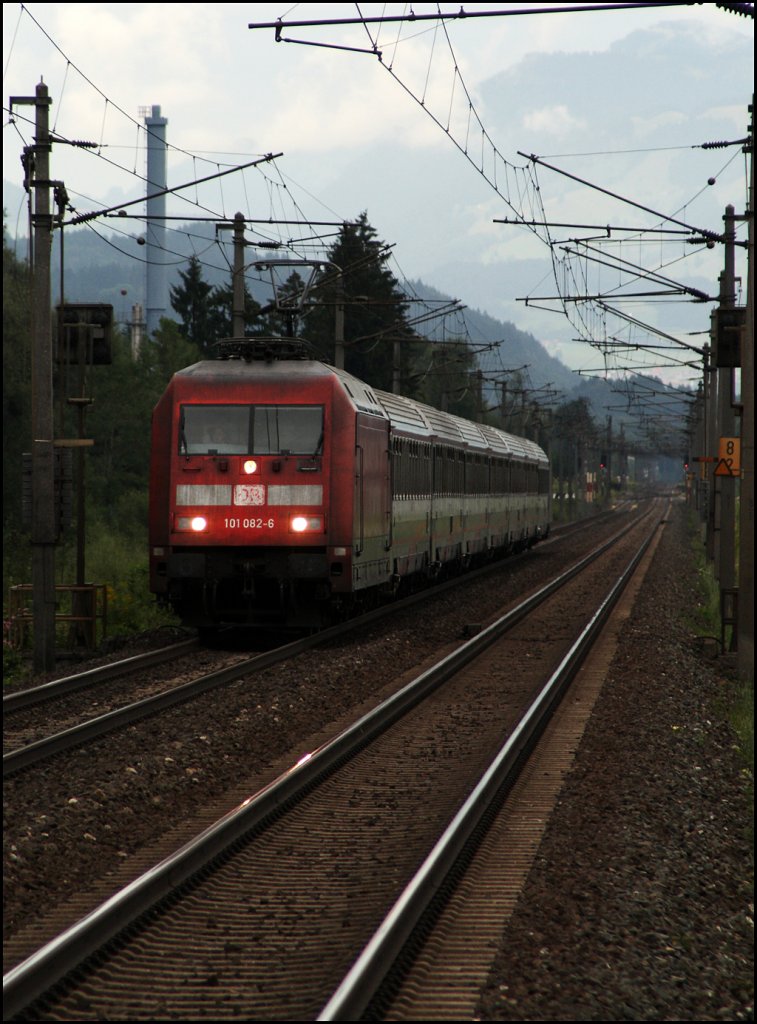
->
(180, 404, 324, 456)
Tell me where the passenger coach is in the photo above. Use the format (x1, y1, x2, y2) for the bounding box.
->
(149, 351, 550, 630)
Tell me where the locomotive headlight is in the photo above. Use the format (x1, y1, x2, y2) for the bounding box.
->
(290, 515, 323, 533)
(243, 459, 258, 475)
(176, 515, 208, 532)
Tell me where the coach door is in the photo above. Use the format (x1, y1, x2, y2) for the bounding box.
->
(354, 416, 391, 571)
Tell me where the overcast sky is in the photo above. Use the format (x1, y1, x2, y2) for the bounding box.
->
(3, 3, 753, 385)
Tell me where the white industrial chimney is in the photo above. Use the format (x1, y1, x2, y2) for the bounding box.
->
(139, 105, 168, 337)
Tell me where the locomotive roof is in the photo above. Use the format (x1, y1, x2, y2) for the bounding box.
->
(174, 359, 386, 417)
(172, 358, 337, 385)
(170, 358, 547, 464)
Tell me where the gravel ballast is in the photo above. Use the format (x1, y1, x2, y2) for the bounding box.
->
(3, 501, 753, 1021)
(477, 501, 753, 1022)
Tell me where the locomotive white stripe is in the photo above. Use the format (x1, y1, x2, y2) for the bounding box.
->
(267, 484, 323, 506)
(175, 484, 232, 506)
(175, 484, 323, 507)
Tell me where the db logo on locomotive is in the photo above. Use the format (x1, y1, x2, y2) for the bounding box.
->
(234, 484, 266, 506)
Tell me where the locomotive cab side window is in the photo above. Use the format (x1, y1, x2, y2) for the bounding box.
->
(180, 404, 324, 456)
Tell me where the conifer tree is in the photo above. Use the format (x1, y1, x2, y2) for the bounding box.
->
(303, 213, 425, 394)
(169, 255, 216, 355)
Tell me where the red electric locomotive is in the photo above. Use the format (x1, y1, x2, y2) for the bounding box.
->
(149, 340, 550, 631)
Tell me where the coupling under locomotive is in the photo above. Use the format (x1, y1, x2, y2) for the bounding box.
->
(149, 345, 550, 630)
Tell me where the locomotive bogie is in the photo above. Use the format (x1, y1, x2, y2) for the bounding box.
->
(149, 356, 551, 631)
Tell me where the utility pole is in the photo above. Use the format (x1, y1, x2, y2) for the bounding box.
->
(738, 103, 754, 681)
(12, 82, 57, 672)
(713, 206, 738, 639)
(335, 272, 345, 370)
(692, 379, 706, 524)
(605, 414, 613, 503)
(232, 212, 245, 338)
(700, 345, 712, 536)
(216, 213, 248, 338)
(706, 339, 718, 559)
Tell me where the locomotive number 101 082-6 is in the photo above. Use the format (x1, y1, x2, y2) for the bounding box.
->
(224, 517, 276, 530)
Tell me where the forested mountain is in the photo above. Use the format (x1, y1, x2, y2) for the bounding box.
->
(3, 207, 694, 429)
(2, 207, 589, 398)
(3, 209, 691, 561)
(2, 209, 691, 645)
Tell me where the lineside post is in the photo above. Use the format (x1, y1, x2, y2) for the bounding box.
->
(11, 81, 57, 672)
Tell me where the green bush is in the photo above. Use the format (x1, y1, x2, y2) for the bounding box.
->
(688, 513, 722, 641)
(82, 511, 179, 639)
(688, 512, 753, 781)
(3, 493, 179, 657)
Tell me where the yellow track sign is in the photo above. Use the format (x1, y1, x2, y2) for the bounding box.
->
(715, 437, 741, 477)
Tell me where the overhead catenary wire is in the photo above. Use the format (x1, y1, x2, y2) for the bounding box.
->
(256, 3, 750, 393)
(6, 5, 480, 349)
(7, 2, 745, 431)
(3, 6, 355, 278)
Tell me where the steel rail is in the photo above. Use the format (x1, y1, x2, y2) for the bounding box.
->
(318, 509, 664, 1020)
(3, 509, 632, 776)
(3, 506, 625, 720)
(3, 627, 330, 777)
(3, 637, 199, 713)
(2, 511, 653, 1019)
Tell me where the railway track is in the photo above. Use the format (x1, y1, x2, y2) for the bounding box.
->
(3, 502, 666, 1020)
(5, 505, 627, 711)
(2, 505, 634, 777)
(2, 635, 201, 714)
(3, 635, 310, 775)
